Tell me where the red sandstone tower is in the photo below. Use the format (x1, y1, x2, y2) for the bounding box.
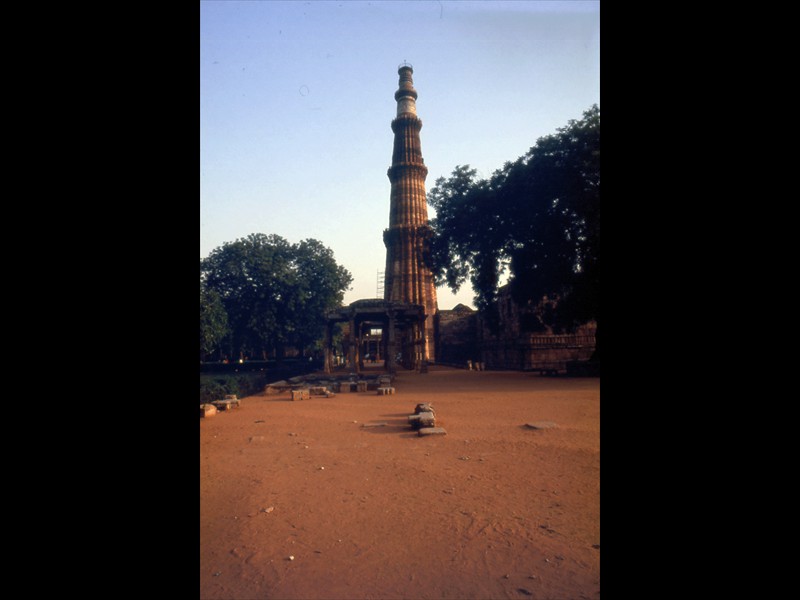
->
(383, 63, 438, 362)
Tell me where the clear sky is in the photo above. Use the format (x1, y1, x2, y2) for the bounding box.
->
(200, 0, 599, 309)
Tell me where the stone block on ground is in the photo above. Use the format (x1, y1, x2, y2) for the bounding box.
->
(377, 387, 395, 395)
(212, 398, 240, 411)
(418, 427, 447, 436)
(291, 389, 310, 401)
(414, 403, 435, 416)
(361, 422, 388, 428)
(200, 404, 217, 418)
(524, 421, 557, 430)
(265, 380, 290, 395)
(408, 411, 435, 428)
(356, 381, 367, 392)
(338, 382, 352, 393)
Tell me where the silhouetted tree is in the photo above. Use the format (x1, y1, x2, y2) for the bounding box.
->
(428, 105, 600, 358)
(200, 280, 229, 361)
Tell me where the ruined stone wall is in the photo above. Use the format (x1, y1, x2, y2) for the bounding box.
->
(436, 306, 479, 366)
(437, 295, 596, 372)
(480, 320, 596, 372)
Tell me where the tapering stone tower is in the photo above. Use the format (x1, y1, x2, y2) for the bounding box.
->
(383, 63, 438, 362)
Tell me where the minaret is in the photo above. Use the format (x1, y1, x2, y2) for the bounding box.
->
(383, 63, 438, 362)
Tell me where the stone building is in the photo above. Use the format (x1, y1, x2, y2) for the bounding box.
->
(436, 304, 479, 366)
(437, 286, 596, 374)
(323, 64, 438, 374)
(322, 64, 595, 375)
(382, 63, 438, 361)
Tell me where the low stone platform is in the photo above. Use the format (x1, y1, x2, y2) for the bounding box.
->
(524, 421, 557, 430)
(361, 421, 388, 428)
(418, 427, 447, 436)
(212, 398, 240, 411)
(264, 380, 290, 395)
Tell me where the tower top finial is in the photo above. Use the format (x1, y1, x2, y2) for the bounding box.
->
(394, 63, 418, 115)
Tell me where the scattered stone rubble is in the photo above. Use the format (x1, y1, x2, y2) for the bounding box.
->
(201, 373, 402, 418)
(201, 395, 240, 418)
(263, 372, 396, 400)
(408, 402, 446, 436)
(376, 374, 395, 395)
(213, 394, 241, 410)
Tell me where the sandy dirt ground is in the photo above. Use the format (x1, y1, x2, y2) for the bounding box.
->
(200, 365, 600, 600)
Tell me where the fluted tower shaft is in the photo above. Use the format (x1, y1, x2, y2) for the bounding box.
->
(383, 64, 438, 361)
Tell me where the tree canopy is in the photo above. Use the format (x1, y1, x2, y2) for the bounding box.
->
(200, 233, 352, 360)
(200, 280, 229, 360)
(428, 105, 600, 345)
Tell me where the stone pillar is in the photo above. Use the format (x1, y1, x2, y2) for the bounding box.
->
(418, 313, 428, 372)
(386, 309, 397, 373)
(347, 315, 356, 372)
(415, 322, 421, 366)
(357, 322, 365, 372)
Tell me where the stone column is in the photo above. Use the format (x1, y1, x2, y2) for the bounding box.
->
(357, 322, 365, 372)
(386, 309, 397, 373)
(418, 313, 428, 372)
(347, 315, 356, 372)
(382, 65, 438, 360)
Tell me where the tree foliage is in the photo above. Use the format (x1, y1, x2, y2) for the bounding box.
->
(200, 280, 229, 360)
(200, 233, 352, 359)
(428, 105, 600, 342)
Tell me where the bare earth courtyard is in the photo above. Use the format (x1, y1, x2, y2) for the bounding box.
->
(200, 365, 600, 600)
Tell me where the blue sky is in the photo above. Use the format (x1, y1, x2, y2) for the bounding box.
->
(200, 0, 599, 309)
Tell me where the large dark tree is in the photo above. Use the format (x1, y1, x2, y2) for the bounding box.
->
(428, 105, 600, 357)
(199, 280, 229, 361)
(200, 233, 352, 360)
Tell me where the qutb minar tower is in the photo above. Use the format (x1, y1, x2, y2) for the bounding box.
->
(383, 63, 438, 361)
